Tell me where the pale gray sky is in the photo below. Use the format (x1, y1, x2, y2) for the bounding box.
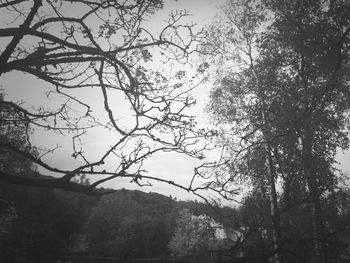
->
(1, 0, 226, 201)
(2, 0, 349, 202)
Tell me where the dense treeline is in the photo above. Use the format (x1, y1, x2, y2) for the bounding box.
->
(1, 163, 349, 263)
(0, 183, 237, 262)
(85, 190, 176, 258)
(0, 183, 98, 262)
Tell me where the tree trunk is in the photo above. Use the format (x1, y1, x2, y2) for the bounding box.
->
(266, 144, 283, 263)
(258, 85, 283, 262)
(261, 109, 283, 263)
(310, 199, 321, 263)
(252, 50, 283, 262)
(303, 129, 326, 263)
(308, 184, 327, 263)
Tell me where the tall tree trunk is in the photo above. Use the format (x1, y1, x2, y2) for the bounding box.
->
(251, 49, 283, 262)
(315, 196, 327, 263)
(266, 145, 283, 263)
(307, 179, 327, 263)
(262, 110, 283, 263)
(303, 129, 326, 263)
(310, 195, 321, 263)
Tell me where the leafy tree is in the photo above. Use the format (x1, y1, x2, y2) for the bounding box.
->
(201, 1, 284, 260)
(238, 190, 273, 259)
(0, 0, 207, 195)
(201, 0, 350, 262)
(257, 2, 350, 262)
(168, 208, 215, 259)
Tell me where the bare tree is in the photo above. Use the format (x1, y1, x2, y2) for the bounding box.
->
(0, 0, 208, 195)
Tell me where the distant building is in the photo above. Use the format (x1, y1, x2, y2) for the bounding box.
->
(207, 218, 244, 259)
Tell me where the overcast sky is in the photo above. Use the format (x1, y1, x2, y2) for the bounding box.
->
(2, 0, 349, 203)
(1, 0, 228, 202)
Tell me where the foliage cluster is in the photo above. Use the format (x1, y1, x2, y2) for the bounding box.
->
(85, 189, 176, 259)
(168, 208, 215, 258)
(201, 0, 350, 262)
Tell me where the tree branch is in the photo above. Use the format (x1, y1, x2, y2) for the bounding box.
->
(0, 171, 113, 195)
(0, 0, 42, 70)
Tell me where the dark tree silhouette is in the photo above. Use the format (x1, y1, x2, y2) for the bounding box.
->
(0, 0, 207, 195)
